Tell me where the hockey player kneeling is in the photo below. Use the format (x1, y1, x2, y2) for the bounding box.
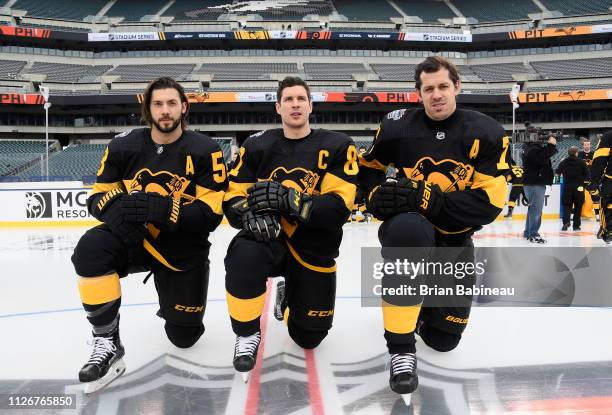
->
(71, 78, 227, 393)
(222, 77, 357, 381)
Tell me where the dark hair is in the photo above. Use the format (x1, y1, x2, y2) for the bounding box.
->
(141, 77, 189, 130)
(277, 76, 311, 103)
(568, 146, 578, 156)
(414, 56, 460, 91)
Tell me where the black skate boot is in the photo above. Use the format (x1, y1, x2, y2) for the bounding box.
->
(274, 279, 286, 321)
(79, 325, 125, 394)
(503, 206, 514, 218)
(389, 352, 418, 406)
(233, 331, 261, 382)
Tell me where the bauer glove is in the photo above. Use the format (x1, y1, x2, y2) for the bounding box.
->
(90, 188, 146, 248)
(367, 178, 443, 220)
(120, 192, 181, 231)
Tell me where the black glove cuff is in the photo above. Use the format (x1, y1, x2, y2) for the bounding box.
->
(94, 188, 125, 216)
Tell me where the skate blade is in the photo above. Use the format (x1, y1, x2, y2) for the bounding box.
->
(83, 359, 126, 394)
(241, 372, 250, 383)
(401, 393, 412, 406)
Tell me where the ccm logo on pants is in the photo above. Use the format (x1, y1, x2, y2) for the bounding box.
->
(175, 305, 204, 313)
(307, 310, 334, 317)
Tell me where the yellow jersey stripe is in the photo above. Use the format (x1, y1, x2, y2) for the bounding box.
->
(320, 172, 357, 211)
(286, 241, 337, 273)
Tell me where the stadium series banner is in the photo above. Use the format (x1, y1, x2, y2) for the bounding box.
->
(85, 30, 473, 43)
(88, 32, 162, 42)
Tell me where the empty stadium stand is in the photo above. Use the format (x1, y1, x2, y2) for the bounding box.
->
(197, 63, 298, 80)
(12, 0, 107, 20)
(539, 0, 612, 16)
(0, 140, 50, 177)
(470, 62, 539, 82)
(531, 58, 612, 80)
(162, 0, 233, 21)
(452, 0, 541, 21)
(105, 64, 196, 82)
(333, 0, 401, 21)
(106, 0, 168, 21)
(371, 64, 416, 81)
(0, 60, 27, 80)
(394, 0, 457, 22)
(304, 63, 368, 80)
(23, 63, 112, 83)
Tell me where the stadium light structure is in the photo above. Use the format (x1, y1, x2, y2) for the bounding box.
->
(39, 85, 51, 179)
(510, 84, 520, 145)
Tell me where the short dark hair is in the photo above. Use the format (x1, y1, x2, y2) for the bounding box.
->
(414, 56, 460, 91)
(568, 146, 579, 156)
(277, 76, 311, 103)
(141, 77, 189, 130)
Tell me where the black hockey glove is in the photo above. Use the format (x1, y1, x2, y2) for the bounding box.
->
(243, 210, 282, 242)
(247, 180, 313, 222)
(367, 178, 443, 220)
(228, 197, 281, 242)
(120, 192, 181, 231)
(90, 189, 146, 248)
(586, 181, 600, 196)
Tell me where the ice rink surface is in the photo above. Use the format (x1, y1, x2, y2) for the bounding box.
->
(1, 218, 611, 414)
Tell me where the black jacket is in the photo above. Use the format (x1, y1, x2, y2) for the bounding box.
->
(555, 155, 589, 185)
(522, 142, 557, 186)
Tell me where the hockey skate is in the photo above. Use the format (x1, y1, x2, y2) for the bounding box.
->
(503, 207, 513, 218)
(274, 279, 286, 321)
(389, 353, 418, 406)
(79, 327, 126, 394)
(233, 331, 261, 382)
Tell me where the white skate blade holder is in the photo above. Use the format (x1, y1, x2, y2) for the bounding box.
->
(241, 371, 250, 383)
(83, 359, 126, 394)
(401, 393, 412, 406)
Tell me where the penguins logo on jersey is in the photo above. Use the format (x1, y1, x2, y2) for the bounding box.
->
(267, 167, 320, 193)
(126, 168, 190, 197)
(405, 157, 473, 192)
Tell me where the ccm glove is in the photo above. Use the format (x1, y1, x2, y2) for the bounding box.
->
(367, 178, 443, 220)
(121, 192, 181, 231)
(91, 189, 146, 248)
(247, 181, 313, 222)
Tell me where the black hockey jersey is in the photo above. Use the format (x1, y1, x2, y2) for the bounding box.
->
(590, 131, 612, 186)
(507, 165, 524, 186)
(91, 128, 227, 270)
(360, 108, 510, 235)
(578, 150, 594, 167)
(224, 128, 357, 263)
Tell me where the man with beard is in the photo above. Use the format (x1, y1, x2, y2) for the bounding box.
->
(71, 77, 227, 393)
(359, 56, 510, 404)
(222, 76, 357, 380)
